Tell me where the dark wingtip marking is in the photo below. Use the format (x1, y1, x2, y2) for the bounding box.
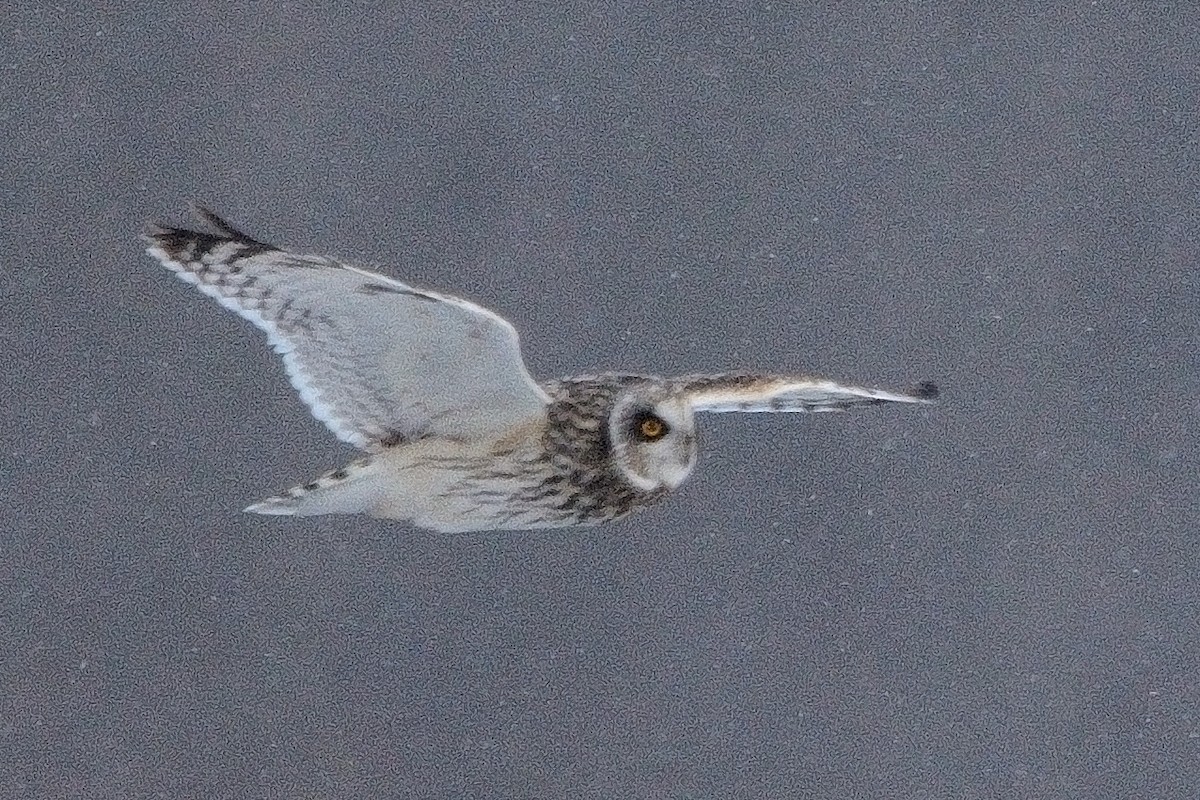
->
(140, 222, 180, 251)
(190, 203, 260, 243)
(143, 206, 276, 259)
(913, 381, 939, 401)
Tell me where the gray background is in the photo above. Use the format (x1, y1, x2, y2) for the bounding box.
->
(4, 3, 1198, 798)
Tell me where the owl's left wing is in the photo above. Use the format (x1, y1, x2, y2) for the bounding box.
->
(677, 373, 938, 413)
(144, 207, 549, 450)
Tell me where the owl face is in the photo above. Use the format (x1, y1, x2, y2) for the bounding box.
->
(608, 386, 698, 493)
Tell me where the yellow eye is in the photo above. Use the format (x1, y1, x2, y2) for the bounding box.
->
(636, 415, 668, 441)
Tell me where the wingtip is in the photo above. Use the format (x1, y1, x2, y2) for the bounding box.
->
(141, 230, 163, 249)
(140, 202, 222, 242)
(188, 202, 233, 233)
(912, 381, 939, 402)
(141, 204, 271, 256)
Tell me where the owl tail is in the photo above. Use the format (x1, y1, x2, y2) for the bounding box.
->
(245, 457, 383, 517)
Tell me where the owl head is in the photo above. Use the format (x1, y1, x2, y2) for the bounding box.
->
(608, 384, 698, 492)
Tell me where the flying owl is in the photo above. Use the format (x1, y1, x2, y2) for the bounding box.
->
(144, 208, 937, 533)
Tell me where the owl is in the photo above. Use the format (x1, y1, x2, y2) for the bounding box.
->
(144, 208, 937, 533)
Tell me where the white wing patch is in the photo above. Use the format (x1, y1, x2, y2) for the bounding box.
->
(144, 208, 549, 450)
(679, 373, 939, 413)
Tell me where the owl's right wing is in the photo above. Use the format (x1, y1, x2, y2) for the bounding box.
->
(144, 208, 549, 450)
(678, 373, 938, 413)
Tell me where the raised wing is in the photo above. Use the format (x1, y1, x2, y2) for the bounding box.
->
(144, 207, 549, 450)
(677, 373, 938, 413)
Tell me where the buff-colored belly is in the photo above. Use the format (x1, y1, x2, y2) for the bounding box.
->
(366, 437, 563, 533)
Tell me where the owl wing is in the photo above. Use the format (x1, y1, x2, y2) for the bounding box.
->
(677, 373, 938, 413)
(144, 207, 549, 450)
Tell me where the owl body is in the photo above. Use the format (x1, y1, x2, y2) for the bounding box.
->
(261, 374, 684, 531)
(144, 209, 936, 533)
